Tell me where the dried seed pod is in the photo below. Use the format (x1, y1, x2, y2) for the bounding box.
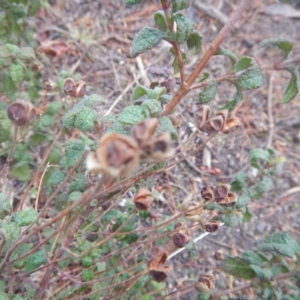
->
(169, 113, 184, 128)
(204, 221, 220, 233)
(63, 77, 76, 97)
(214, 184, 231, 202)
(214, 250, 225, 260)
(183, 201, 203, 220)
(7, 100, 36, 126)
(221, 117, 240, 134)
(218, 192, 237, 207)
(149, 265, 172, 282)
(195, 274, 215, 293)
(216, 110, 228, 126)
(172, 222, 191, 248)
(86, 151, 102, 174)
(75, 80, 87, 98)
(201, 185, 215, 201)
(146, 247, 168, 269)
(134, 188, 154, 211)
(96, 133, 140, 178)
(132, 118, 158, 145)
(203, 210, 218, 222)
(200, 115, 225, 134)
(140, 132, 175, 162)
(195, 105, 210, 129)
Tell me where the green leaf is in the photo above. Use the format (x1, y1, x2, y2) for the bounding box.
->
(27, 0, 41, 16)
(48, 145, 62, 164)
(199, 72, 217, 104)
(46, 101, 62, 115)
(0, 109, 11, 142)
(11, 208, 38, 226)
(36, 114, 56, 130)
(223, 257, 256, 279)
(47, 169, 66, 187)
(69, 173, 87, 192)
(158, 116, 177, 139)
(214, 46, 237, 66)
(130, 27, 166, 58)
(234, 56, 253, 72)
(260, 38, 293, 58)
(237, 66, 264, 90)
(0, 193, 12, 219)
(258, 232, 300, 258)
(124, 0, 143, 5)
(0, 26, 9, 46)
(231, 173, 246, 192)
(252, 175, 273, 198)
(142, 99, 161, 117)
(117, 105, 149, 125)
(249, 148, 271, 169)
(249, 264, 273, 280)
(73, 107, 97, 132)
(0, 221, 21, 252)
(12, 243, 33, 269)
(132, 86, 148, 100)
(170, 47, 187, 75)
(154, 11, 167, 32)
(30, 133, 46, 147)
(172, 0, 191, 13)
(236, 194, 251, 207)
(9, 63, 24, 84)
(0, 281, 9, 300)
(220, 83, 243, 112)
(12, 161, 31, 181)
(25, 249, 48, 273)
(242, 208, 252, 223)
(220, 213, 242, 227)
(17, 47, 36, 60)
(173, 13, 193, 44)
(242, 250, 264, 265)
(187, 32, 202, 54)
(65, 139, 85, 168)
(281, 68, 299, 103)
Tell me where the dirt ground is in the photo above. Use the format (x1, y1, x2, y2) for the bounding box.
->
(34, 0, 300, 298)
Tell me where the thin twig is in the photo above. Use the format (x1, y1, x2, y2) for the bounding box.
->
(266, 72, 275, 149)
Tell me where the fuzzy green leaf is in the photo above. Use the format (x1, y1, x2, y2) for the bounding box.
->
(199, 73, 217, 104)
(73, 107, 97, 132)
(9, 63, 24, 84)
(260, 38, 293, 58)
(0, 221, 21, 252)
(12, 208, 38, 226)
(65, 140, 85, 168)
(231, 173, 247, 192)
(242, 251, 264, 265)
(220, 83, 243, 112)
(172, 0, 191, 13)
(0, 44, 19, 58)
(158, 116, 177, 139)
(220, 213, 242, 227)
(117, 105, 149, 125)
(281, 68, 299, 103)
(25, 249, 48, 273)
(154, 11, 167, 31)
(70, 174, 87, 192)
(12, 161, 31, 181)
(173, 13, 193, 44)
(12, 243, 33, 269)
(258, 232, 300, 258)
(234, 56, 253, 72)
(0, 193, 12, 219)
(187, 32, 202, 54)
(124, 0, 143, 5)
(237, 66, 264, 90)
(170, 47, 186, 75)
(249, 148, 271, 169)
(252, 175, 273, 199)
(0, 109, 11, 142)
(142, 99, 161, 117)
(249, 264, 273, 280)
(27, 0, 41, 16)
(214, 46, 237, 66)
(223, 257, 256, 280)
(17, 47, 36, 60)
(47, 169, 66, 187)
(132, 86, 148, 100)
(130, 27, 166, 58)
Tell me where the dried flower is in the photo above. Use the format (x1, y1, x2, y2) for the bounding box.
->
(183, 201, 203, 221)
(214, 184, 231, 203)
(195, 274, 215, 292)
(201, 185, 215, 201)
(195, 105, 210, 129)
(7, 100, 36, 126)
(132, 118, 158, 145)
(95, 133, 140, 178)
(148, 265, 172, 282)
(63, 78, 76, 97)
(134, 188, 154, 211)
(221, 117, 240, 134)
(218, 192, 237, 207)
(200, 115, 225, 134)
(170, 113, 184, 128)
(204, 221, 220, 232)
(172, 222, 191, 248)
(75, 80, 86, 98)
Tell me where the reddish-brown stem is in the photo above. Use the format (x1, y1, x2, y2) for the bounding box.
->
(162, 0, 251, 116)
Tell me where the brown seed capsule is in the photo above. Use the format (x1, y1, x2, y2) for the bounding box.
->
(146, 247, 168, 269)
(183, 201, 203, 220)
(204, 210, 218, 222)
(221, 117, 240, 134)
(96, 133, 140, 178)
(200, 115, 225, 134)
(132, 118, 158, 145)
(7, 100, 35, 126)
(195, 274, 215, 292)
(214, 250, 225, 260)
(218, 192, 237, 207)
(63, 77, 76, 97)
(214, 184, 231, 203)
(201, 185, 215, 201)
(169, 113, 184, 128)
(149, 265, 172, 282)
(75, 80, 86, 98)
(134, 188, 154, 211)
(172, 222, 191, 248)
(204, 221, 220, 232)
(195, 105, 210, 129)
(216, 110, 228, 128)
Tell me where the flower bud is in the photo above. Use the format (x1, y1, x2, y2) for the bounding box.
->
(7, 100, 35, 126)
(172, 222, 191, 248)
(195, 274, 215, 292)
(214, 184, 231, 203)
(221, 117, 240, 134)
(96, 133, 140, 178)
(132, 118, 158, 145)
(200, 115, 225, 134)
(201, 185, 215, 201)
(218, 192, 237, 207)
(75, 80, 87, 98)
(195, 105, 210, 129)
(134, 188, 154, 211)
(63, 77, 76, 97)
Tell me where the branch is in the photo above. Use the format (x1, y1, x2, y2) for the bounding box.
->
(162, 0, 251, 116)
